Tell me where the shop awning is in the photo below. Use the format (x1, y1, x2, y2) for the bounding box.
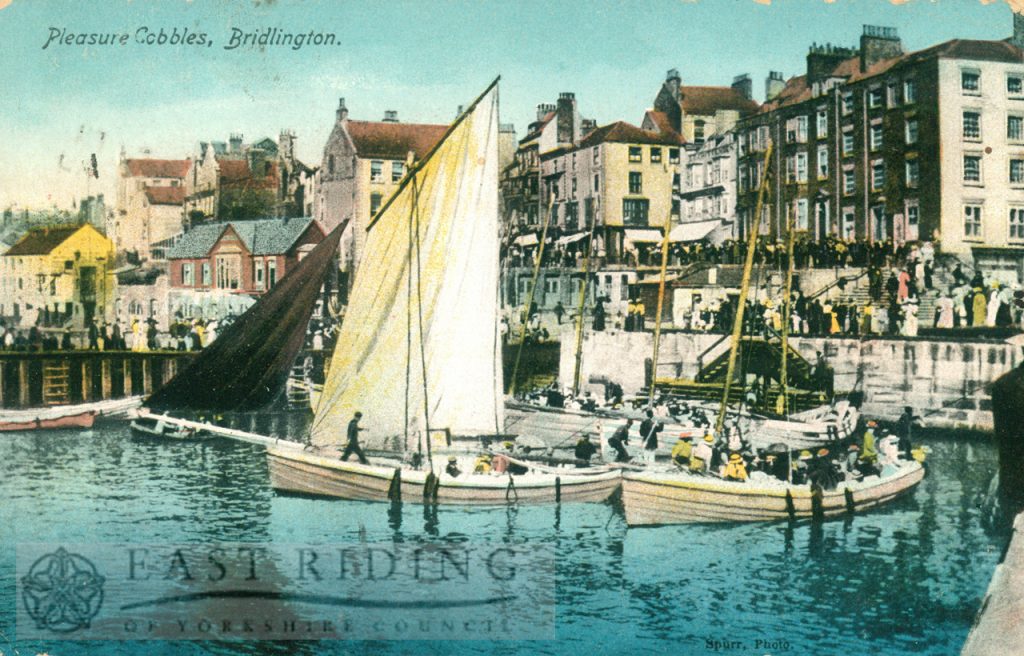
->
(624, 229, 664, 244)
(669, 220, 720, 243)
(513, 233, 538, 247)
(556, 232, 587, 246)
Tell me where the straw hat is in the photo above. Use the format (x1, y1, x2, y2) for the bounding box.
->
(799, 450, 812, 460)
(704, 434, 715, 443)
(729, 453, 742, 463)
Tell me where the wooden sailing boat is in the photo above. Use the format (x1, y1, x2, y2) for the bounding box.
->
(620, 143, 924, 526)
(265, 79, 621, 504)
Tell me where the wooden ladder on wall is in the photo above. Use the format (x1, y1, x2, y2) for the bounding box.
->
(43, 361, 71, 405)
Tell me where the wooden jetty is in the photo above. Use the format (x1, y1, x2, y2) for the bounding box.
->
(0, 351, 193, 409)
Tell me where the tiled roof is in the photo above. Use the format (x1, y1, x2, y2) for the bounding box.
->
(144, 186, 186, 206)
(521, 111, 555, 143)
(762, 38, 1024, 112)
(3, 225, 83, 256)
(643, 110, 678, 136)
(125, 158, 190, 179)
(216, 159, 279, 189)
(679, 86, 759, 117)
(346, 120, 448, 160)
(166, 218, 320, 259)
(578, 121, 684, 148)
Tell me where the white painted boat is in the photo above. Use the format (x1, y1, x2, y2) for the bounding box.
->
(0, 396, 143, 431)
(621, 460, 925, 526)
(129, 416, 199, 440)
(266, 443, 621, 505)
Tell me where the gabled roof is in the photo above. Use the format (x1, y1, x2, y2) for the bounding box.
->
(144, 186, 186, 206)
(643, 110, 675, 134)
(679, 86, 760, 117)
(166, 218, 320, 259)
(125, 158, 190, 179)
(521, 111, 555, 143)
(578, 121, 684, 148)
(346, 120, 448, 160)
(3, 225, 84, 256)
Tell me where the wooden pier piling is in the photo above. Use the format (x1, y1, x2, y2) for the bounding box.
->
(0, 351, 194, 409)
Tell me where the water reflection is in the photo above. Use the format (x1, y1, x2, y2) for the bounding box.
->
(0, 427, 1012, 655)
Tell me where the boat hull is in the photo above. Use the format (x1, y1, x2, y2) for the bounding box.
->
(266, 446, 621, 505)
(129, 418, 197, 440)
(621, 461, 924, 526)
(0, 411, 95, 432)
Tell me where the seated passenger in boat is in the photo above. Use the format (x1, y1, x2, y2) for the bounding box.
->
(502, 442, 529, 475)
(792, 450, 812, 485)
(691, 433, 715, 473)
(722, 452, 749, 482)
(671, 435, 692, 468)
(764, 454, 789, 481)
(807, 448, 842, 490)
(445, 456, 461, 478)
(474, 454, 492, 474)
(574, 434, 598, 467)
(844, 444, 863, 480)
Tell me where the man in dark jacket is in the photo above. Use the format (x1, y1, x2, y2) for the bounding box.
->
(341, 411, 369, 464)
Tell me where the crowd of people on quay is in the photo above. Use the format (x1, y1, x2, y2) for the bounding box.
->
(505, 235, 916, 271)
(509, 234, 1024, 339)
(0, 315, 231, 352)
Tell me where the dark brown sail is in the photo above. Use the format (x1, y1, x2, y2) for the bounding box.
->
(146, 221, 345, 412)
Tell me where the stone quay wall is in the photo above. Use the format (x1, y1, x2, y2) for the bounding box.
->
(558, 329, 1021, 431)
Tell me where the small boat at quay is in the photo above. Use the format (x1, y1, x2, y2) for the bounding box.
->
(0, 396, 143, 432)
(129, 416, 198, 440)
(621, 460, 925, 526)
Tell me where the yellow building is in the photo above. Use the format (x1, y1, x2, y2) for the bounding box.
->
(540, 121, 683, 263)
(0, 224, 115, 328)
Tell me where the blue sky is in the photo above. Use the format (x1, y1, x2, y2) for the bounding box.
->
(0, 0, 1016, 209)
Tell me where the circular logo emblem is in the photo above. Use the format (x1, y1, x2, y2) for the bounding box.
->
(21, 548, 105, 633)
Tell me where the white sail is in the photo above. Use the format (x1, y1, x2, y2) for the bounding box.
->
(310, 83, 503, 448)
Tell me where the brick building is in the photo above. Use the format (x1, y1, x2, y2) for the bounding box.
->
(165, 217, 324, 320)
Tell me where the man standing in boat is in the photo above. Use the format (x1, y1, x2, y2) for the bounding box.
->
(639, 410, 663, 463)
(340, 411, 369, 464)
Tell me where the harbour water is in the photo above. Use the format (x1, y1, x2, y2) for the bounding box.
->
(0, 423, 1009, 655)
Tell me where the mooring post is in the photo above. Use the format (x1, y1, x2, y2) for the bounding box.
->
(81, 361, 90, 402)
(122, 359, 132, 397)
(141, 357, 152, 395)
(101, 358, 112, 400)
(18, 360, 29, 408)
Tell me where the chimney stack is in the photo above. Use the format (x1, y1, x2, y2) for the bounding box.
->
(765, 71, 785, 102)
(383, 110, 398, 123)
(1013, 11, 1024, 49)
(665, 68, 682, 99)
(556, 93, 579, 145)
(731, 74, 752, 100)
(536, 103, 556, 121)
(860, 25, 902, 72)
(336, 97, 348, 122)
(229, 133, 243, 154)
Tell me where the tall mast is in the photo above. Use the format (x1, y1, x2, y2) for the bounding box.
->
(510, 194, 555, 396)
(779, 196, 796, 417)
(715, 143, 773, 436)
(571, 206, 598, 395)
(647, 217, 672, 409)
